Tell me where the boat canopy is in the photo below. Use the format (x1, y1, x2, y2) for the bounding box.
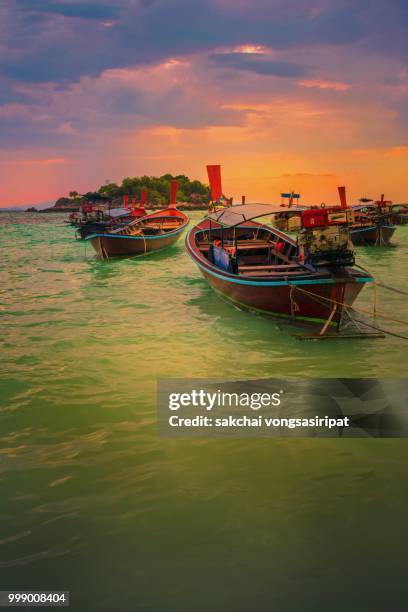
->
(107, 207, 131, 218)
(206, 203, 282, 227)
(277, 205, 307, 212)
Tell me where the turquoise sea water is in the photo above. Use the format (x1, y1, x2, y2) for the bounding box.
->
(0, 212, 407, 611)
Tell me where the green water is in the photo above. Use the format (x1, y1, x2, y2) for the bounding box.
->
(0, 213, 407, 611)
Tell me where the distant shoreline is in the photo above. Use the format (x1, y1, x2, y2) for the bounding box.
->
(1, 204, 209, 213)
(43, 203, 208, 213)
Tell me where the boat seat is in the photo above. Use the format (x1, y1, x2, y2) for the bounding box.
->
(198, 245, 295, 267)
(144, 222, 181, 229)
(197, 242, 271, 252)
(239, 264, 300, 271)
(275, 252, 292, 263)
(238, 250, 293, 264)
(237, 243, 271, 250)
(233, 239, 271, 246)
(239, 269, 304, 277)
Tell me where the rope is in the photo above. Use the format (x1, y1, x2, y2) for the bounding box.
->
(289, 285, 300, 318)
(373, 281, 378, 318)
(347, 303, 407, 326)
(351, 318, 408, 341)
(375, 282, 408, 296)
(375, 226, 382, 246)
(101, 239, 109, 260)
(293, 285, 408, 327)
(289, 283, 408, 339)
(292, 285, 407, 339)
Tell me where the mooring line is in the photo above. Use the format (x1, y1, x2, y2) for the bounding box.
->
(375, 282, 408, 296)
(291, 285, 408, 339)
(294, 285, 408, 327)
(351, 317, 408, 341)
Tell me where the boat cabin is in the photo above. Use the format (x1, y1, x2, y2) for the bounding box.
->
(195, 223, 303, 277)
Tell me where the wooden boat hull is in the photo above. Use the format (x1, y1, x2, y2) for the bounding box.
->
(78, 220, 131, 240)
(350, 224, 395, 246)
(196, 262, 367, 323)
(78, 222, 109, 239)
(88, 223, 186, 258)
(186, 220, 373, 325)
(389, 213, 408, 225)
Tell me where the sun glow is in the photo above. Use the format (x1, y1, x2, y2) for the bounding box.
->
(232, 45, 269, 54)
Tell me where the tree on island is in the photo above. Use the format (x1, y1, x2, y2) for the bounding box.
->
(97, 174, 210, 206)
(81, 191, 111, 202)
(55, 174, 210, 211)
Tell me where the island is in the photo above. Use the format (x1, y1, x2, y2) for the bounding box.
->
(41, 174, 210, 213)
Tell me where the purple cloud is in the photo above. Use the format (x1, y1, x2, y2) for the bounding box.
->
(15, 0, 120, 20)
(0, 0, 407, 152)
(209, 52, 307, 78)
(1, 0, 396, 85)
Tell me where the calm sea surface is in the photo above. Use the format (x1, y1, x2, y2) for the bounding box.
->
(0, 212, 407, 611)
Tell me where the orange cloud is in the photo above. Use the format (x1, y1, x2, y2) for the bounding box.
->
(1, 43, 407, 207)
(4, 157, 67, 166)
(298, 79, 350, 91)
(280, 172, 335, 178)
(350, 146, 408, 158)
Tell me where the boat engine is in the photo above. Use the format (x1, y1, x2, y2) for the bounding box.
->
(298, 207, 355, 267)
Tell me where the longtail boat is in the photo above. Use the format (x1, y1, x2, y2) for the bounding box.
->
(74, 194, 142, 239)
(86, 181, 189, 259)
(272, 189, 397, 247)
(186, 167, 374, 333)
(350, 194, 396, 246)
(388, 203, 408, 225)
(66, 211, 82, 227)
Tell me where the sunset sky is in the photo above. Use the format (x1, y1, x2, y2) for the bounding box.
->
(1, 0, 407, 206)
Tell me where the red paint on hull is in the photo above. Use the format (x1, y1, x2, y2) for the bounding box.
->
(186, 218, 372, 324)
(199, 268, 364, 322)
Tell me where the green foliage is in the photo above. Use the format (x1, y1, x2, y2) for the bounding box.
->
(82, 191, 110, 202)
(98, 183, 121, 199)
(95, 174, 210, 205)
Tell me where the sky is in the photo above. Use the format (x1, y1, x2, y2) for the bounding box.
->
(0, 0, 407, 206)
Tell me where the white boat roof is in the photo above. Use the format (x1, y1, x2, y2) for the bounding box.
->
(107, 207, 130, 218)
(207, 203, 283, 227)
